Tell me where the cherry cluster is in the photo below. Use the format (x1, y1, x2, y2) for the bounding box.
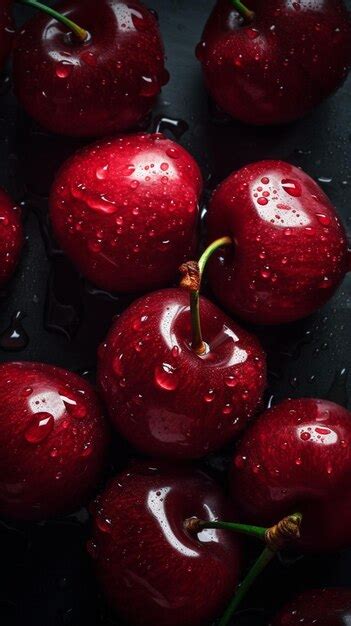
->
(1, 1, 351, 625)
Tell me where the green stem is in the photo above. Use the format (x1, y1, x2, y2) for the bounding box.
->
(180, 236, 232, 355)
(219, 547, 275, 626)
(185, 518, 267, 542)
(18, 0, 89, 42)
(231, 0, 255, 21)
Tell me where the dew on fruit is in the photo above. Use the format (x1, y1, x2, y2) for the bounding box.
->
(55, 61, 73, 79)
(24, 412, 54, 444)
(281, 179, 302, 197)
(204, 389, 215, 403)
(154, 363, 179, 391)
(316, 213, 331, 226)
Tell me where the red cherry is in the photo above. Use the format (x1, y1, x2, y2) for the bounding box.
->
(230, 398, 351, 552)
(90, 462, 241, 626)
(50, 133, 202, 293)
(0, 361, 109, 521)
(207, 161, 349, 324)
(98, 287, 266, 459)
(197, 0, 351, 125)
(271, 588, 351, 625)
(12, 0, 168, 137)
(0, 0, 14, 70)
(0, 188, 23, 288)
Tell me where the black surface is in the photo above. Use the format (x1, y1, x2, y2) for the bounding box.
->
(1, 1, 351, 625)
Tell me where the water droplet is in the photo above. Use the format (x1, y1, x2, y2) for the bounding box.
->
(96, 165, 109, 180)
(281, 179, 302, 197)
(140, 75, 159, 97)
(81, 51, 98, 67)
(295, 457, 302, 466)
(25, 412, 54, 444)
(257, 197, 268, 206)
(97, 516, 112, 533)
(225, 376, 237, 388)
(204, 389, 215, 403)
(300, 431, 311, 441)
(154, 363, 179, 391)
(316, 213, 331, 226)
(55, 60, 73, 79)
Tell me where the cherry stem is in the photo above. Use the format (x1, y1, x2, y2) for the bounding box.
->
(179, 236, 232, 355)
(184, 512, 302, 551)
(219, 547, 275, 626)
(184, 517, 266, 541)
(231, 0, 255, 21)
(18, 0, 90, 42)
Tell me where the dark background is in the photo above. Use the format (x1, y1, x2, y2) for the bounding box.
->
(1, 1, 351, 625)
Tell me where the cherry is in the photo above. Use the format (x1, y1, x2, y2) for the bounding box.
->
(0, 188, 23, 288)
(89, 461, 241, 626)
(271, 588, 351, 625)
(50, 133, 202, 293)
(207, 160, 349, 325)
(12, 0, 168, 137)
(0, 361, 109, 521)
(98, 284, 266, 459)
(230, 398, 351, 552)
(0, 0, 14, 70)
(197, 0, 351, 126)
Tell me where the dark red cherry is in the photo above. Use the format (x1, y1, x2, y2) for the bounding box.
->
(50, 133, 202, 293)
(98, 287, 266, 459)
(207, 160, 349, 325)
(0, 361, 109, 521)
(90, 462, 241, 626)
(271, 588, 351, 625)
(231, 398, 351, 552)
(12, 0, 168, 137)
(197, 0, 351, 125)
(0, 188, 23, 288)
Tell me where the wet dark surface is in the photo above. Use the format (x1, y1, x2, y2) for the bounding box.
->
(1, 1, 351, 625)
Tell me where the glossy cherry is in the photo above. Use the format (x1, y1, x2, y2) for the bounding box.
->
(0, 0, 14, 70)
(50, 133, 202, 293)
(271, 588, 351, 625)
(98, 287, 266, 459)
(12, 0, 168, 137)
(0, 361, 109, 521)
(89, 462, 241, 626)
(197, 0, 351, 126)
(231, 398, 351, 552)
(207, 160, 349, 325)
(0, 188, 23, 288)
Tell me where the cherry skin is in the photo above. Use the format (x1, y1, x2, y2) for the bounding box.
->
(12, 0, 168, 137)
(0, 0, 14, 71)
(207, 160, 349, 325)
(89, 461, 241, 626)
(98, 287, 266, 459)
(271, 588, 351, 625)
(0, 188, 23, 288)
(230, 398, 351, 553)
(0, 362, 109, 521)
(50, 133, 202, 293)
(197, 0, 351, 126)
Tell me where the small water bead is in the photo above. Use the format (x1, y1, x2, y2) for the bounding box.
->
(130, 180, 139, 190)
(316, 213, 331, 226)
(260, 267, 271, 279)
(97, 516, 112, 533)
(154, 363, 179, 391)
(222, 404, 233, 415)
(160, 162, 169, 172)
(246, 27, 259, 40)
(140, 75, 159, 97)
(81, 50, 98, 67)
(281, 179, 302, 197)
(23, 387, 33, 396)
(235, 455, 247, 469)
(300, 431, 311, 441)
(195, 41, 207, 62)
(25, 412, 54, 444)
(257, 197, 268, 206)
(166, 147, 180, 159)
(87, 539, 98, 559)
(225, 375, 237, 388)
(50, 447, 59, 458)
(96, 165, 109, 180)
(171, 345, 180, 358)
(295, 457, 302, 466)
(55, 61, 73, 79)
(204, 389, 215, 403)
